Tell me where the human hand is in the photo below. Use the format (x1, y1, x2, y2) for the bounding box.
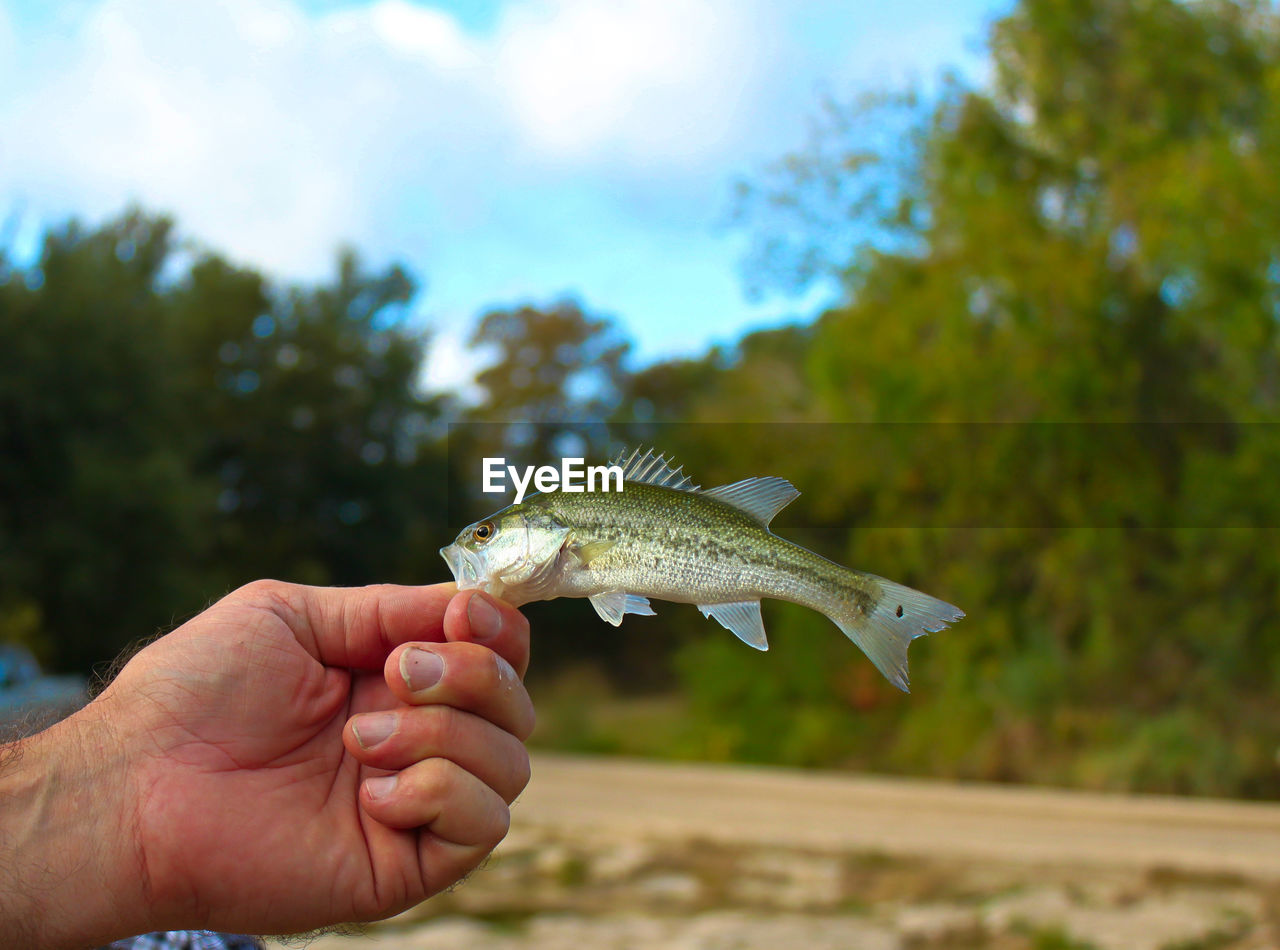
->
(0, 581, 533, 948)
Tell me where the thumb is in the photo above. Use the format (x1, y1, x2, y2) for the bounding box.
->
(233, 579, 457, 670)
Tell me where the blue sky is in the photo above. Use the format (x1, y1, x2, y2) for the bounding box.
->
(0, 0, 1006, 389)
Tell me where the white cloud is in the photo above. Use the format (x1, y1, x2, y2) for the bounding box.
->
(0, 0, 994, 369)
(4, 0, 337, 272)
(0, 0, 516, 274)
(494, 0, 766, 165)
(360, 0, 479, 69)
(0, 0, 766, 278)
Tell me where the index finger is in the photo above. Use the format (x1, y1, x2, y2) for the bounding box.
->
(443, 591, 530, 679)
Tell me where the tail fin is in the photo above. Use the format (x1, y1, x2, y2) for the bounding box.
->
(826, 576, 963, 693)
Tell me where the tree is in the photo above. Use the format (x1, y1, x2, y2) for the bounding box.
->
(0, 212, 208, 671)
(0, 211, 448, 672)
(676, 0, 1280, 794)
(465, 299, 630, 461)
(174, 249, 448, 589)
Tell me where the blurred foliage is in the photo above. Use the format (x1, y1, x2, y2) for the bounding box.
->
(453, 299, 627, 492)
(655, 0, 1280, 797)
(4, 0, 1280, 798)
(470, 299, 629, 427)
(0, 210, 449, 672)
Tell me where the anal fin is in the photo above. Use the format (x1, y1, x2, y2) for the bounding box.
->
(698, 600, 768, 651)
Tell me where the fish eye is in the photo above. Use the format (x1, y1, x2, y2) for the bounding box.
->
(472, 521, 495, 544)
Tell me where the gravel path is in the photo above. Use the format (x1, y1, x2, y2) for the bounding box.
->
(519, 754, 1280, 878)
(289, 754, 1280, 950)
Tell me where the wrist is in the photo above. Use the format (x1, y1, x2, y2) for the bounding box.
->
(0, 698, 148, 948)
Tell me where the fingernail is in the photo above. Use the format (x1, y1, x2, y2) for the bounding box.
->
(495, 653, 518, 690)
(467, 593, 502, 641)
(365, 774, 397, 800)
(352, 713, 396, 749)
(400, 647, 444, 692)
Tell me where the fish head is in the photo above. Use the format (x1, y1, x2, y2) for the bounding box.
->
(439, 502, 571, 605)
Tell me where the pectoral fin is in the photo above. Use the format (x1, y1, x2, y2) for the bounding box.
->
(698, 600, 768, 651)
(570, 539, 616, 566)
(589, 590, 657, 626)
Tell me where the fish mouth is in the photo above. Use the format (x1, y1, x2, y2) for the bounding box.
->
(440, 543, 485, 590)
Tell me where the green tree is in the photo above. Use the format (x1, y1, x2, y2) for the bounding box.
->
(174, 249, 447, 589)
(0, 211, 447, 672)
(0, 212, 208, 671)
(622, 322, 817, 426)
(673, 0, 1280, 794)
(465, 299, 630, 465)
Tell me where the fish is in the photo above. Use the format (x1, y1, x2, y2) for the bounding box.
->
(440, 447, 963, 691)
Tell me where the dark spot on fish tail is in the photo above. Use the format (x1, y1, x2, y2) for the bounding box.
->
(896, 604, 904, 618)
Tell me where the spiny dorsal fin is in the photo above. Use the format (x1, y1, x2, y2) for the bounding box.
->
(701, 477, 800, 527)
(610, 446, 700, 491)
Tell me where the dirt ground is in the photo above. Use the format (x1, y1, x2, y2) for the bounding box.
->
(291, 754, 1280, 950)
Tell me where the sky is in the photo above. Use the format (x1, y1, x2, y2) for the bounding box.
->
(0, 0, 1006, 390)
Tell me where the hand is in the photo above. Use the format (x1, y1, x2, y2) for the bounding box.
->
(0, 581, 534, 948)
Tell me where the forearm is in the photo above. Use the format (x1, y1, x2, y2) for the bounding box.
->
(0, 704, 148, 949)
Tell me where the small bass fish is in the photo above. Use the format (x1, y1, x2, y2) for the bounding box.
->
(441, 448, 963, 691)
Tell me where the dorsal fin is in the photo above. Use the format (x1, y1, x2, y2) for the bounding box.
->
(700, 477, 800, 527)
(610, 446, 700, 491)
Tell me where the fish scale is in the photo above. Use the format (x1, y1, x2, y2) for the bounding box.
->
(440, 447, 964, 692)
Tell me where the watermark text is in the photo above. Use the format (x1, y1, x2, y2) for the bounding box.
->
(483, 458, 624, 504)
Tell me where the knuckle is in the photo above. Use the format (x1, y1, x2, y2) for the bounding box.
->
(443, 642, 502, 697)
(355, 584, 410, 652)
(416, 704, 460, 749)
(237, 578, 290, 602)
(414, 756, 459, 798)
(347, 593, 385, 654)
(238, 578, 305, 618)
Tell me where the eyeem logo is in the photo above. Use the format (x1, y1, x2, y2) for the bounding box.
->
(483, 458, 624, 504)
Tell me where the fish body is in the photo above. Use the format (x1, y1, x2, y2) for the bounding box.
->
(441, 448, 963, 691)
